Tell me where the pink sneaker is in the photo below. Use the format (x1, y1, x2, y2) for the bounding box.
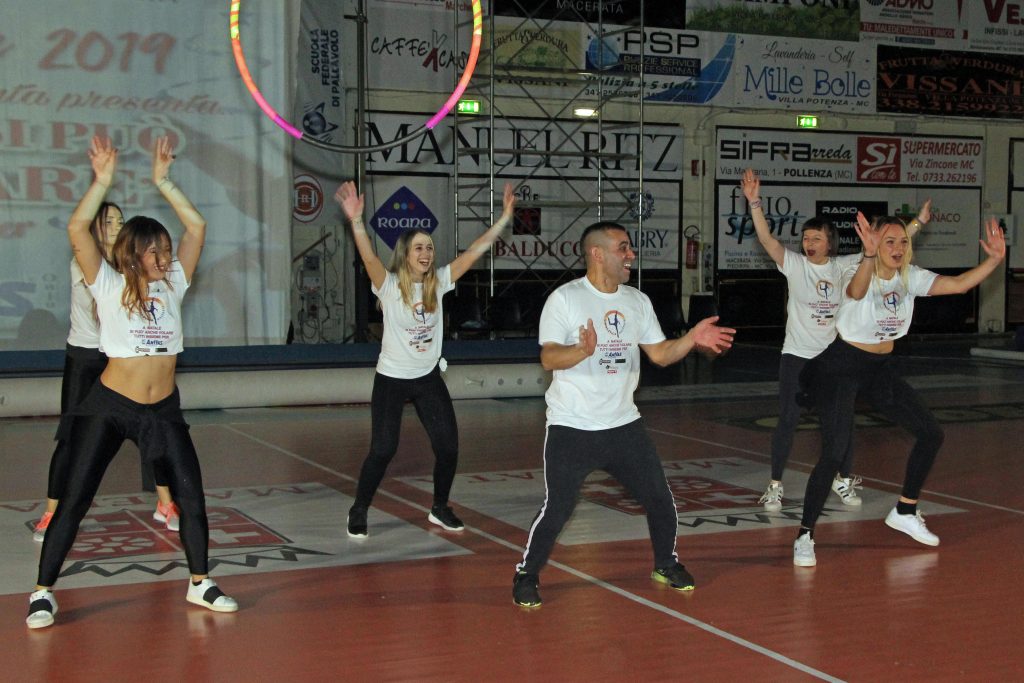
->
(154, 501, 181, 531)
(33, 512, 54, 543)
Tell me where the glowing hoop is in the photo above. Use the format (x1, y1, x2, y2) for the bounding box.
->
(229, 0, 483, 153)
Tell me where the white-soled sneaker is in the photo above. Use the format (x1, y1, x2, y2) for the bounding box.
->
(153, 501, 180, 531)
(793, 534, 816, 567)
(26, 590, 58, 629)
(759, 482, 784, 512)
(831, 475, 863, 506)
(186, 578, 238, 613)
(885, 508, 940, 547)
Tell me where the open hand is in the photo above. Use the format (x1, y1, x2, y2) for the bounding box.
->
(88, 135, 118, 187)
(980, 216, 1006, 261)
(740, 168, 760, 204)
(151, 135, 176, 185)
(691, 316, 735, 355)
(334, 181, 365, 221)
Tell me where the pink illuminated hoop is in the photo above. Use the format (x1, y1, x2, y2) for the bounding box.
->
(229, 0, 483, 153)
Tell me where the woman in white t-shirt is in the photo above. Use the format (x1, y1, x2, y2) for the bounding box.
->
(792, 212, 1005, 568)
(334, 180, 515, 537)
(26, 135, 236, 629)
(33, 201, 182, 543)
(740, 169, 928, 511)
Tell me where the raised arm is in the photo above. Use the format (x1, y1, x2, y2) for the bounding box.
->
(905, 198, 930, 239)
(540, 319, 597, 371)
(334, 181, 387, 290)
(740, 168, 785, 267)
(928, 217, 1006, 296)
(152, 136, 206, 281)
(845, 212, 880, 300)
(68, 136, 117, 284)
(449, 183, 516, 282)
(641, 316, 735, 367)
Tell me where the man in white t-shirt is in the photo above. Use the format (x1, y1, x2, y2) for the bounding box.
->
(512, 222, 735, 608)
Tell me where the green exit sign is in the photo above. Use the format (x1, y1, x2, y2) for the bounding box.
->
(457, 99, 481, 114)
(797, 115, 818, 128)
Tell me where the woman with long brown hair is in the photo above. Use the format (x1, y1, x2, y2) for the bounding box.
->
(26, 135, 236, 628)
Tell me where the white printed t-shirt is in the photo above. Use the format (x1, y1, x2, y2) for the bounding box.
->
(778, 251, 862, 358)
(373, 265, 455, 379)
(836, 264, 938, 344)
(88, 259, 189, 357)
(539, 277, 665, 430)
(66, 258, 101, 349)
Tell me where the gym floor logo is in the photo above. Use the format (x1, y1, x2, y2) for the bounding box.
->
(5, 483, 450, 591)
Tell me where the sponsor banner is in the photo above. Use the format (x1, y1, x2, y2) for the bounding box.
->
(715, 128, 983, 270)
(0, 1, 292, 350)
(366, 2, 474, 94)
(493, 0, 687, 29)
(361, 111, 683, 270)
(859, 0, 961, 48)
(716, 182, 981, 270)
(291, 1, 347, 228)
(877, 44, 1024, 120)
(686, 0, 860, 41)
(733, 34, 875, 113)
(715, 128, 983, 187)
(861, 0, 1024, 54)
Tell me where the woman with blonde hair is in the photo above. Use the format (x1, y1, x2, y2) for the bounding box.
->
(793, 211, 1005, 567)
(26, 135, 236, 628)
(334, 181, 516, 537)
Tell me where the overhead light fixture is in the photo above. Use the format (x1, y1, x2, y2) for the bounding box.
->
(573, 107, 598, 118)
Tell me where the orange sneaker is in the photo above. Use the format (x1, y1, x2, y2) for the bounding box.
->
(33, 511, 53, 543)
(153, 501, 181, 531)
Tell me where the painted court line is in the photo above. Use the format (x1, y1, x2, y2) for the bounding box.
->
(222, 423, 845, 682)
(648, 427, 1024, 516)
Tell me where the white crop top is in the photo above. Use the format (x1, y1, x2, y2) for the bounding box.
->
(836, 264, 937, 344)
(372, 265, 455, 379)
(66, 258, 101, 349)
(88, 259, 189, 357)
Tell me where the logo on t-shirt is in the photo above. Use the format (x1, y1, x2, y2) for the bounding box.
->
(604, 310, 626, 337)
(144, 296, 167, 323)
(815, 279, 835, 299)
(412, 301, 428, 324)
(882, 290, 901, 315)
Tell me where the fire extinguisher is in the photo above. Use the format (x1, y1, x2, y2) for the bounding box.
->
(684, 225, 700, 269)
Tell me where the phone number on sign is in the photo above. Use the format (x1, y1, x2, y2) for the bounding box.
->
(920, 172, 978, 184)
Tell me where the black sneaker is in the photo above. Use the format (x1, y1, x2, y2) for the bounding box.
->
(428, 504, 464, 531)
(347, 506, 368, 538)
(651, 562, 696, 591)
(513, 572, 542, 607)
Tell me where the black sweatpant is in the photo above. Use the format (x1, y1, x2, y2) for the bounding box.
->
(799, 339, 944, 531)
(516, 419, 679, 576)
(353, 367, 459, 509)
(38, 382, 209, 587)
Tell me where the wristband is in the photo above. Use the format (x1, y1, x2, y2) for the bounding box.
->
(748, 200, 762, 210)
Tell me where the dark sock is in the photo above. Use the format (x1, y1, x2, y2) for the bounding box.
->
(896, 501, 916, 516)
(192, 579, 203, 586)
(797, 527, 813, 540)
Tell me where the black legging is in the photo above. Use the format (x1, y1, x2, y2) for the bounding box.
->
(771, 353, 853, 481)
(799, 339, 944, 530)
(353, 366, 458, 509)
(516, 419, 679, 575)
(49, 345, 163, 498)
(37, 383, 208, 587)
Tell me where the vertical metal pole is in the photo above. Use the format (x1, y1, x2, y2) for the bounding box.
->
(353, 0, 369, 342)
(636, 0, 645, 290)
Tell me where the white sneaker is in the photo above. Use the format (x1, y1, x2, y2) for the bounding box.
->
(885, 508, 940, 546)
(758, 482, 784, 512)
(26, 590, 58, 629)
(793, 534, 816, 567)
(831, 475, 863, 506)
(153, 502, 180, 531)
(186, 578, 238, 613)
